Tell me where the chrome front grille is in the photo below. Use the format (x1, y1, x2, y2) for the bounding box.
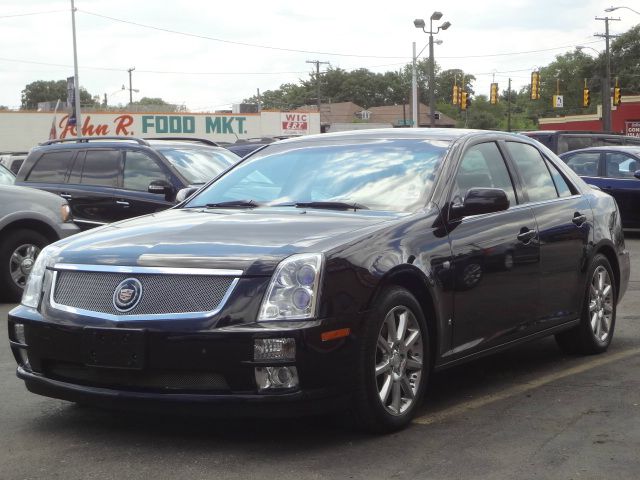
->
(50, 264, 240, 319)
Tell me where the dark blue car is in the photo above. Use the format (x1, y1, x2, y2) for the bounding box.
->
(560, 146, 640, 230)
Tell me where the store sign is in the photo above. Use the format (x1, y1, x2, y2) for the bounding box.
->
(281, 113, 309, 134)
(625, 121, 640, 137)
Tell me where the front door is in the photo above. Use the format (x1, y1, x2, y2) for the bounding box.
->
(446, 141, 540, 358)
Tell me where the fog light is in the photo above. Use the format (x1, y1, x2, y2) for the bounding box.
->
(255, 366, 299, 391)
(13, 323, 26, 345)
(254, 338, 295, 361)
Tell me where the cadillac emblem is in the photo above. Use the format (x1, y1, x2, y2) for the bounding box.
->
(113, 278, 143, 312)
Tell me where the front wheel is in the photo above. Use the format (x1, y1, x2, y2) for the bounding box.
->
(555, 254, 616, 355)
(352, 287, 429, 433)
(0, 229, 49, 302)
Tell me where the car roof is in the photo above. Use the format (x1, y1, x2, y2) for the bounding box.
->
(560, 146, 640, 155)
(273, 128, 515, 145)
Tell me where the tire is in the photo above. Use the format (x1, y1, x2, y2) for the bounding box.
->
(0, 229, 49, 302)
(352, 287, 430, 433)
(555, 254, 617, 355)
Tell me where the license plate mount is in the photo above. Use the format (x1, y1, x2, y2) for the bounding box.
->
(83, 327, 145, 370)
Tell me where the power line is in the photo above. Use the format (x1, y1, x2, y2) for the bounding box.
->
(78, 9, 605, 61)
(0, 9, 66, 19)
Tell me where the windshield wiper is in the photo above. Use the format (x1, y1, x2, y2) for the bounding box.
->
(274, 201, 369, 211)
(205, 200, 261, 209)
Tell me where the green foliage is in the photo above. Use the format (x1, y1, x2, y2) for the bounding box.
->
(20, 80, 95, 110)
(610, 25, 640, 95)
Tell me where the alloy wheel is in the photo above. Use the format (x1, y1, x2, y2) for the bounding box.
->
(589, 265, 614, 342)
(9, 243, 41, 288)
(375, 305, 424, 416)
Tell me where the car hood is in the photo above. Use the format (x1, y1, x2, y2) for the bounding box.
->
(54, 207, 399, 275)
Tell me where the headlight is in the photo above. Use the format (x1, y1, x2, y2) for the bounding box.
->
(21, 244, 60, 308)
(258, 253, 323, 321)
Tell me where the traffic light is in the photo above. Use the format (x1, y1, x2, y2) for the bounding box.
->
(613, 87, 621, 106)
(452, 84, 459, 105)
(583, 88, 590, 107)
(490, 83, 499, 105)
(530, 71, 541, 100)
(461, 91, 469, 110)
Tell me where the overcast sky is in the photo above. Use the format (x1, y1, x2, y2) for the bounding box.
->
(0, 0, 638, 111)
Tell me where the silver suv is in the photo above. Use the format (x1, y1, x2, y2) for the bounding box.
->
(0, 168, 79, 301)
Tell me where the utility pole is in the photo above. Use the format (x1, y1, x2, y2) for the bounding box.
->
(306, 60, 329, 115)
(70, 0, 82, 136)
(507, 78, 512, 132)
(595, 16, 620, 131)
(128, 67, 136, 105)
(256, 88, 262, 112)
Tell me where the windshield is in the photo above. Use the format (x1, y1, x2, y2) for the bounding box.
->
(185, 138, 449, 212)
(158, 146, 239, 184)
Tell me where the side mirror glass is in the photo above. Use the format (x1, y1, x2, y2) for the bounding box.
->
(176, 186, 199, 203)
(148, 180, 172, 195)
(451, 188, 510, 219)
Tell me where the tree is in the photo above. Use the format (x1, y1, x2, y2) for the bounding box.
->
(20, 79, 96, 110)
(610, 25, 640, 95)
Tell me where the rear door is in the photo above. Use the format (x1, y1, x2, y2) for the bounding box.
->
(505, 141, 592, 328)
(18, 150, 76, 197)
(62, 149, 122, 229)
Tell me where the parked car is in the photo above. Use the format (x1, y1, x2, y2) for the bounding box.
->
(0, 183, 79, 301)
(0, 151, 29, 175)
(224, 137, 276, 158)
(9, 129, 629, 432)
(521, 130, 640, 155)
(15, 137, 240, 230)
(559, 146, 640, 230)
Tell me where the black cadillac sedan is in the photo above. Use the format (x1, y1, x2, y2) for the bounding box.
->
(8, 129, 630, 432)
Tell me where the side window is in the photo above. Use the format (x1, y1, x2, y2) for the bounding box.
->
(25, 151, 74, 183)
(605, 152, 637, 179)
(0, 166, 14, 185)
(80, 150, 120, 187)
(563, 152, 600, 176)
(123, 151, 170, 191)
(545, 159, 573, 197)
(506, 142, 558, 203)
(453, 142, 517, 207)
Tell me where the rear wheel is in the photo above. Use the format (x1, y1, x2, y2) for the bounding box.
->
(352, 287, 429, 433)
(0, 229, 49, 302)
(555, 254, 616, 355)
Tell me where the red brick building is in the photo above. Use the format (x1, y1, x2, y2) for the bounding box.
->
(538, 95, 640, 136)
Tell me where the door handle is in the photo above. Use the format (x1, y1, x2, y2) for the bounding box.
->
(572, 213, 587, 226)
(60, 193, 72, 200)
(116, 200, 130, 207)
(517, 229, 537, 243)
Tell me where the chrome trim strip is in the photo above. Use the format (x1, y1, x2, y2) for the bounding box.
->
(53, 263, 243, 276)
(73, 219, 106, 225)
(49, 271, 240, 321)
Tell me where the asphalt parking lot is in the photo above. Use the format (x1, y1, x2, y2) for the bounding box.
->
(1, 235, 638, 480)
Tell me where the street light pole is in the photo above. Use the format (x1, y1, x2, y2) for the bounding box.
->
(605, 5, 640, 15)
(70, 0, 82, 137)
(412, 42, 418, 128)
(414, 13, 450, 128)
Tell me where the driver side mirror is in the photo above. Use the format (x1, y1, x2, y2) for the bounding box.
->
(148, 180, 173, 196)
(451, 188, 510, 219)
(634, 170, 640, 180)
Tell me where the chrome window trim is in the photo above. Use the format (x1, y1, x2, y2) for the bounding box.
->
(53, 263, 243, 276)
(48, 268, 240, 321)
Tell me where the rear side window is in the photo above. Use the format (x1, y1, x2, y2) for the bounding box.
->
(563, 152, 600, 176)
(545, 159, 573, 197)
(26, 151, 73, 183)
(80, 150, 120, 187)
(506, 142, 557, 203)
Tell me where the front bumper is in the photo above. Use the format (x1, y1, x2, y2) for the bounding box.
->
(8, 305, 362, 416)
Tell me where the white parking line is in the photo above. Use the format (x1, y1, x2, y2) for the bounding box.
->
(413, 347, 640, 425)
